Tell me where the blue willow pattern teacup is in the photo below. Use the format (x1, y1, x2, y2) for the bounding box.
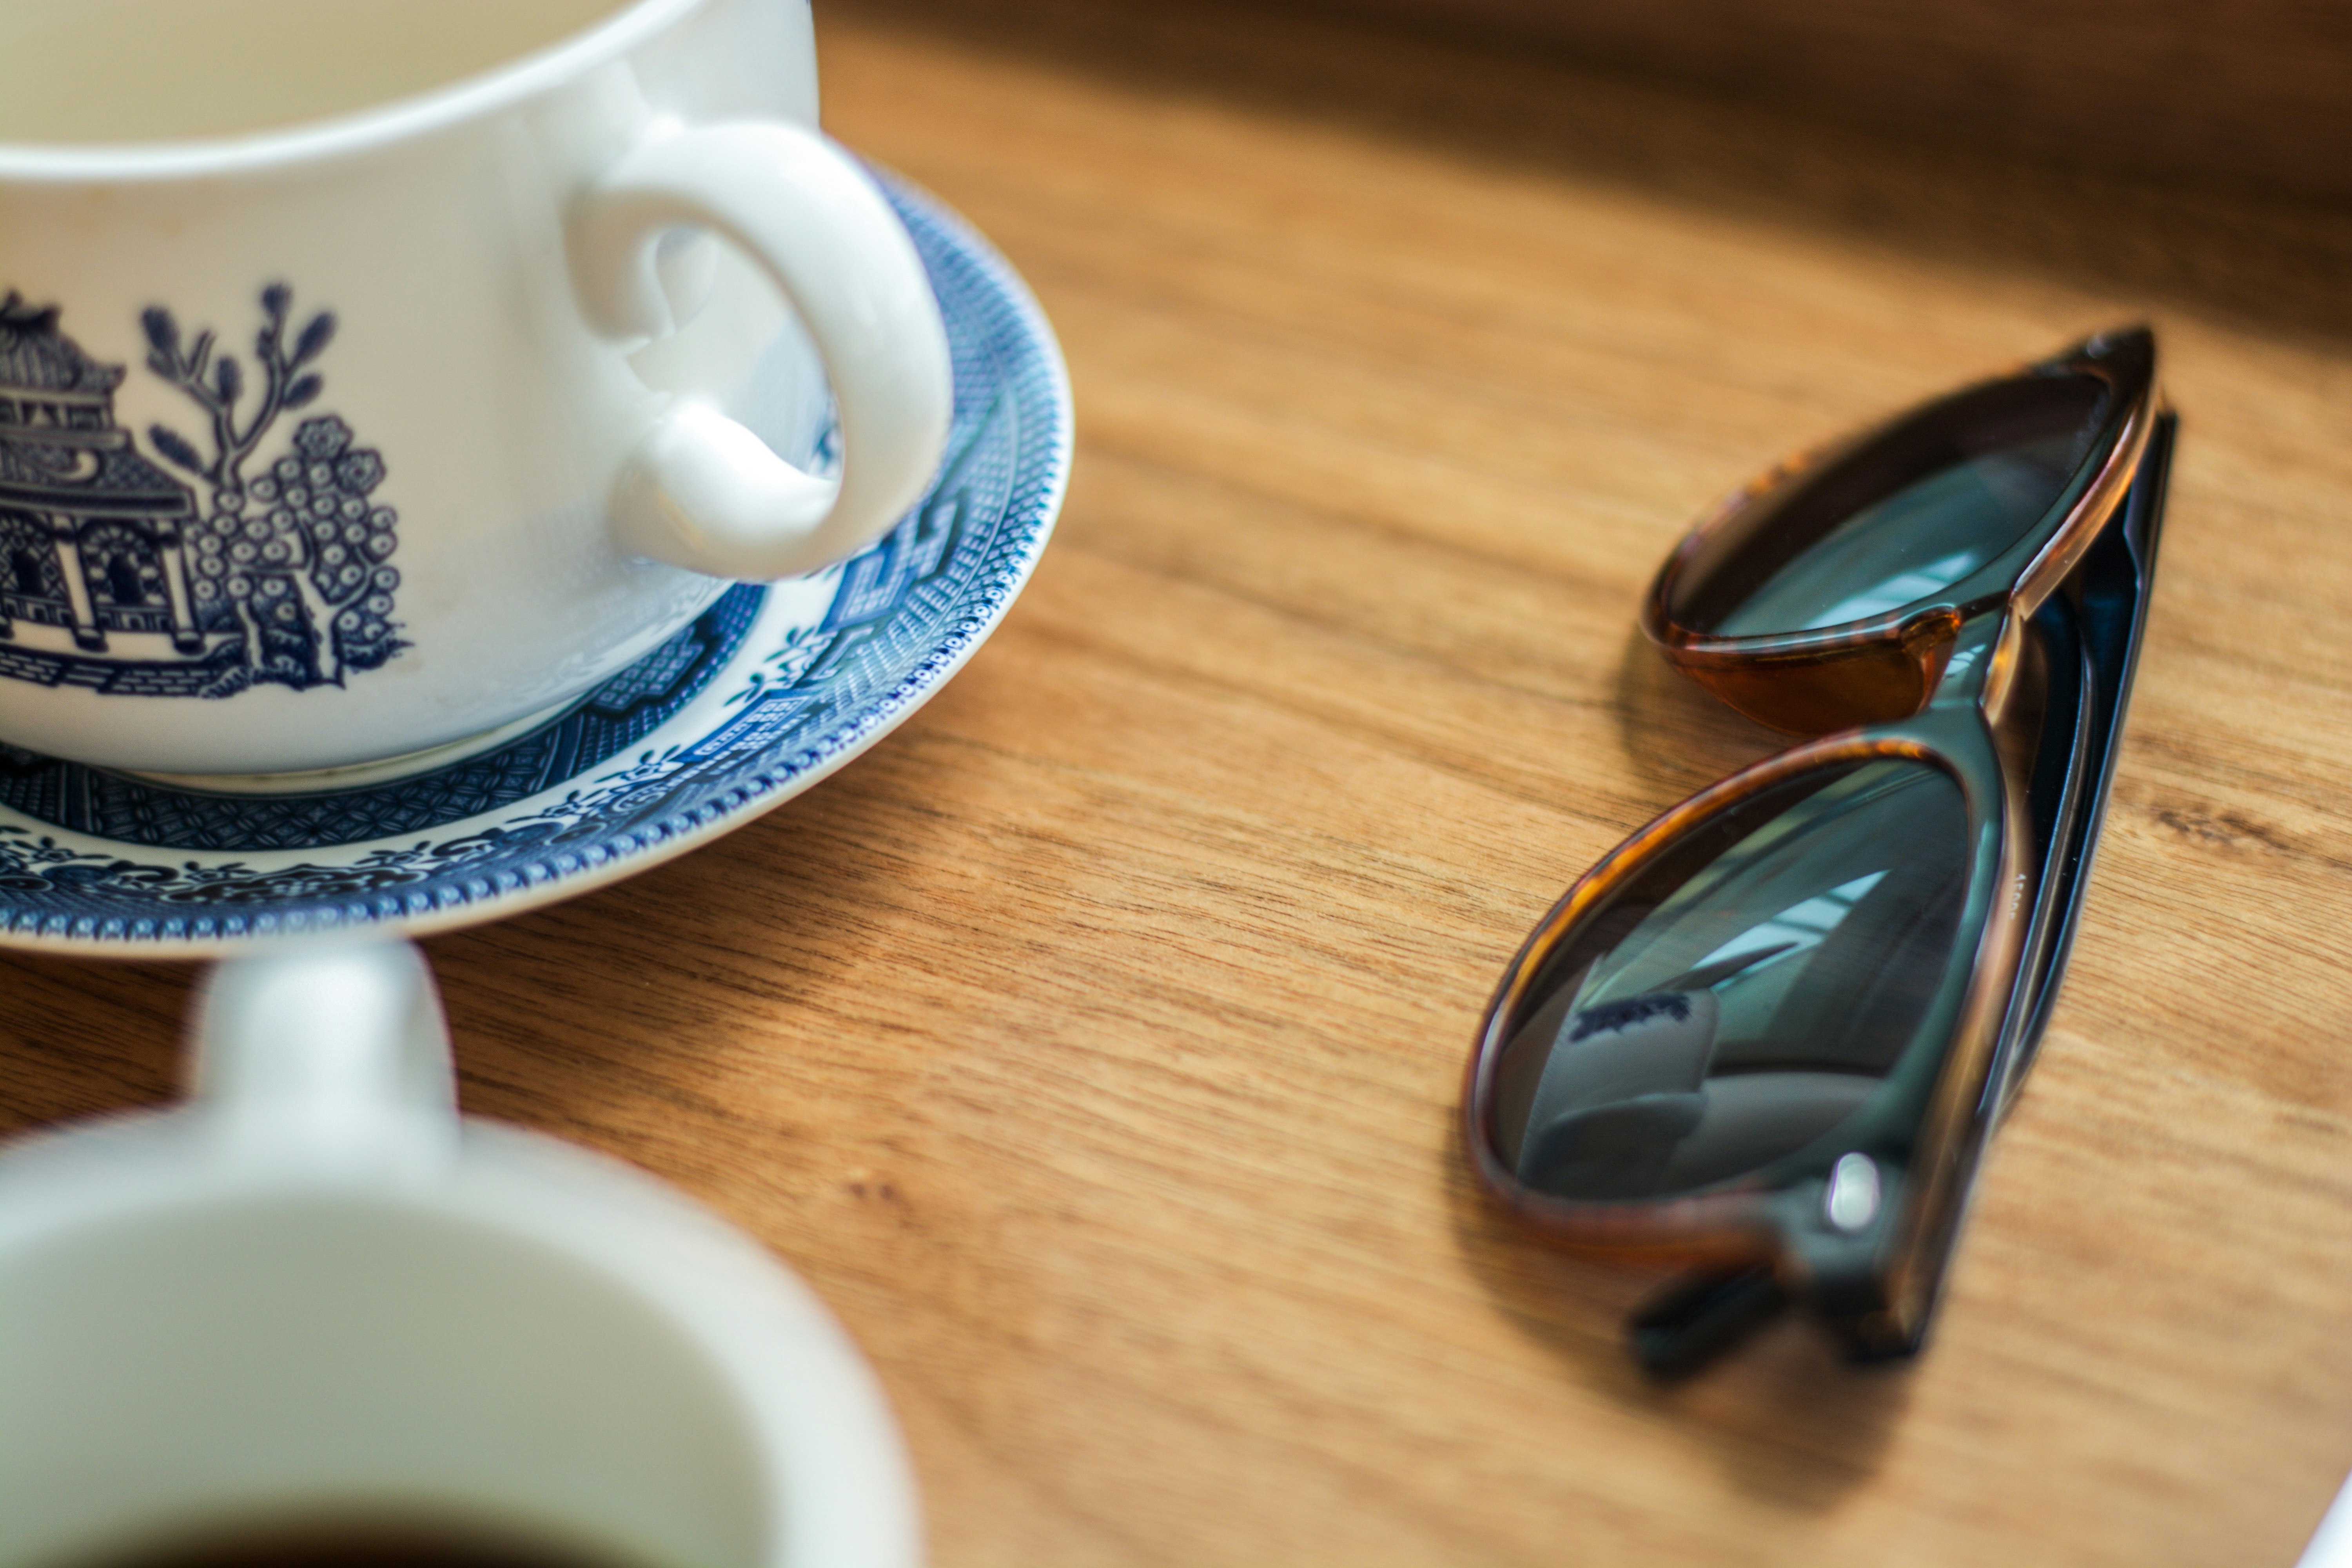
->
(0, 0, 950, 777)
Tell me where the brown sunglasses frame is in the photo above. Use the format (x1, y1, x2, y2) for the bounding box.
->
(1465, 329, 2161, 1360)
(1643, 331, 2158, 735)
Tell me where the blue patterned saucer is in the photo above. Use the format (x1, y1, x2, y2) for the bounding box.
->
(0, 179, 1069, 955)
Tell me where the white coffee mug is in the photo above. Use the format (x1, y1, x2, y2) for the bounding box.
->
(0, 941, 919, 1568)
(0, 0, 951, 777)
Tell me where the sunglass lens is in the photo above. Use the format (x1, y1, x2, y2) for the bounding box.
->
(1682, 373, 2110, 637)
(1484, 760, 1969, 1201)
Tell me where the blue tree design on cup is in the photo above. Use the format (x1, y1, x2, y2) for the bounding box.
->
(141, 284, 404, 691)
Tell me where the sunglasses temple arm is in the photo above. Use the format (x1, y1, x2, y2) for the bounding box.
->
(1991, 411, 2175, 1114)
(1626, 1262, 1790, 1379)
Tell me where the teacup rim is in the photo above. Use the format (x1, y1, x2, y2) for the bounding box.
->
(0, 0, 706, 184)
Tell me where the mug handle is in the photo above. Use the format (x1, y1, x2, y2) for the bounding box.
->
(568, 123, 953, 581)
(190, 940, 459, 1173)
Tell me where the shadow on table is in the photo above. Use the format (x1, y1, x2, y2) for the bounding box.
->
(0, 956, 192, 1136)
(830, 0, 2352, 350)
(419, 727, 947, 1178)
(0, 766, 916, 1158)
(1442, 1143, 1916, 1509)
(1610, 619, 1784, 803)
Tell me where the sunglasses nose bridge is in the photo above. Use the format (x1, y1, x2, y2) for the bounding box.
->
(1924, 603, 2028, 712)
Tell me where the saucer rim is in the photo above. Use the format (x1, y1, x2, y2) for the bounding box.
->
(0, 174, 1071, 959)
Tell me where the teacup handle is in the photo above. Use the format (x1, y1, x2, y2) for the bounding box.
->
(190, 940, 458, 1173)
(569, 123, 953, 581)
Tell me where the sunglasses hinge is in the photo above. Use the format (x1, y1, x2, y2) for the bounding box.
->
(1927, 608, 2023, 714)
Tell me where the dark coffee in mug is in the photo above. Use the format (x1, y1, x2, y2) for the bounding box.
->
(61, 1517, 649, 1568)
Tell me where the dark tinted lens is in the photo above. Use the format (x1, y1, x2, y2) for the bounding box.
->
(1485, 760, 1970, 1201)
(1679, 374, 2108, 637)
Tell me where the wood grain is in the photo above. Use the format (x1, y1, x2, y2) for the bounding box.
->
(5, 4, 2352, 1564)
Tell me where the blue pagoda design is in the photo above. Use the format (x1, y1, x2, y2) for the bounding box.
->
(0, 294, 216, 682)
(0, 287, 405, 698)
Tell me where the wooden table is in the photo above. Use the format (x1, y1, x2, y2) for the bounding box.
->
(8, 3, 2352, 1563)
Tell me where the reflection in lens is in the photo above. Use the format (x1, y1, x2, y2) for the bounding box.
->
(1486, 760, 1968, 1201)
(1720, 432, 2082, 633)
(1683, 373, 2107, 637)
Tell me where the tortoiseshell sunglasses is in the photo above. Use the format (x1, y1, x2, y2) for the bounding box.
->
(1465, 328, 2174, 1375)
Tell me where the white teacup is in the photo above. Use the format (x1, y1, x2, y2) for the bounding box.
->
(0, 0, 951, 777)
(0, 941, 918, 1568)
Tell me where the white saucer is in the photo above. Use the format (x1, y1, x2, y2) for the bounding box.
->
(0, 176, 1070, 955)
